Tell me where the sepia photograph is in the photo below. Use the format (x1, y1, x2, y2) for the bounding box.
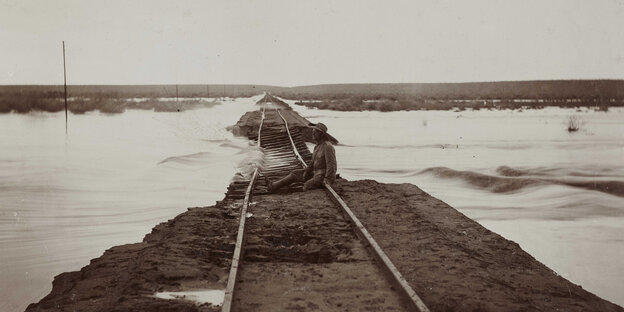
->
(1, 0, 623, 311)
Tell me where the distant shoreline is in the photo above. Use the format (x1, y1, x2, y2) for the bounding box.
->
(2, 80, 622, 113)
(0, 95, 223, 114)
(1, 96, 617, 114)
(293, 98, 617, 112)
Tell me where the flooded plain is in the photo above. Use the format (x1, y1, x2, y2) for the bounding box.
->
(292, 102, 624, 307)
(1, 96, 623, 310)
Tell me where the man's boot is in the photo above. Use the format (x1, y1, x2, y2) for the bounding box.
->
(267, 173, 296, 193)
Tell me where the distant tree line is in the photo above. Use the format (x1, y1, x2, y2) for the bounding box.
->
(290, 96, 621, 112)
(2, 80, 623, 113)
(0, 84, 269, 99)
(0, 88, 223, 114)
(269, 80, 624, 112)
(269, 80, 624, 100)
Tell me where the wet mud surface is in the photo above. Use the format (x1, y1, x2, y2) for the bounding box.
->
(26, 200, 244, 312)
(232, 109, 314, 142)
(333, 179, 624, 312)
(232, 189, 410, 311)
(26, 180, 624, 311)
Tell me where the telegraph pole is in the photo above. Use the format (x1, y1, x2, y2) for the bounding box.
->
(63, 41, 68, 134)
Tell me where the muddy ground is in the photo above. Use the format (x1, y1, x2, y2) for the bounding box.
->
(231, 109, 315, 142)
(332, 180, 623, 312)
(25, 200, 244, 312)
(27, 179, 624, 311)
(232, 187, 411, 311)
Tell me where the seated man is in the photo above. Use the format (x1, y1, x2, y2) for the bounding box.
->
(266, 122, 337, 192)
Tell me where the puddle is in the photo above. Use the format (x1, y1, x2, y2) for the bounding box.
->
(153, 289, 225, 306)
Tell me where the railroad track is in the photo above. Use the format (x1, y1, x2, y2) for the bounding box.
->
(222, 95, 429, 312)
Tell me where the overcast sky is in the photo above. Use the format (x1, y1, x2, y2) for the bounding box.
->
(2, 0, 624, 86)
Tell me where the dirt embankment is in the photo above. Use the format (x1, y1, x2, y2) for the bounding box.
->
(232, 185, 411, 311)
(231, 109, 315, 141)
(27, 179, 624, 311)
(25, 200, 244, 312)
(332, 180, 623, 312)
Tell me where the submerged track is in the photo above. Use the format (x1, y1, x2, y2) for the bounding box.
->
(222, 95, 429, 312)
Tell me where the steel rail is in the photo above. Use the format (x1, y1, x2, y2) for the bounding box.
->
(276, 107, 430, 312)
(223, 99, 429, 311)
(276, 110, 308, 168)
(221, 106, 265, 312)
(324, 183, 430, 312)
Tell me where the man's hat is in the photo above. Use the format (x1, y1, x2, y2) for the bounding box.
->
(309, 122, 338, 144)
(309, 122, 328, 134)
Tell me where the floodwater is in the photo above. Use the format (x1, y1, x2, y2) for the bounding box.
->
(289, 102, 624, 307)
(0, 96, 258, 312)
(1, 96, 623, 310)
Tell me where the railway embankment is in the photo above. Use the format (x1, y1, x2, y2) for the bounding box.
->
(27, 101, 624, 312)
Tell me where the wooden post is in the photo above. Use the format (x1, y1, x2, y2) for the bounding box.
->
(63, 41, 68, 134)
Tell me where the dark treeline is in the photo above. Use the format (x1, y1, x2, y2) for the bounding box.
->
(2, 80, 623, 113)
(270, 80, 624, 100)
(0, 84, 269, 114)
(0, 84, 269, 98)
(269, 80, 624, 111)
(6, 80, 624, 102)
(291, 97, 619, 112)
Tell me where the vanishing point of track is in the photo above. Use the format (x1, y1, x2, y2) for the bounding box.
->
(222, 95, 430, 312)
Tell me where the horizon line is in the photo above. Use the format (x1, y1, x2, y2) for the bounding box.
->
(2, 78, 624, 88)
